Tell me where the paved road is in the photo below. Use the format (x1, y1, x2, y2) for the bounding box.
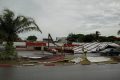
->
(0, 63, 120, 80)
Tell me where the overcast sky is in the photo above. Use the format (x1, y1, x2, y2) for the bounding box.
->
(0, 0, 120, 40)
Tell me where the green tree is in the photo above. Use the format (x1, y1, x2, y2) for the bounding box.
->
(67, 33, 85, 43)
(27, 35, 37, 41)
(67, 33, 76, 43)
(118, 30, 120, 35)
(95, 31, 100, 41)
(75, 34, 84, 42)
(99, 36, 108, 42)
(0, 9, 42, 60)
(107, 36, 116, 42)
(83, 34, 95, 42)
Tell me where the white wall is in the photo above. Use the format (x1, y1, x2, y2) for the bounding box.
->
(3, 42, 26, 47)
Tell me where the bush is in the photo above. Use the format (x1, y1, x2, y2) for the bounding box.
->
(0, 43, 17, 60)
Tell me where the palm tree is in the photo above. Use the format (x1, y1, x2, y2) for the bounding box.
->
(95, 31, 100, 42)
(0, 9, 42, 59)
(118, 30, 120, 35)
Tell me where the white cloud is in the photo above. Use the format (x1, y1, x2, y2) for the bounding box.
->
(0, 0, 120, 40)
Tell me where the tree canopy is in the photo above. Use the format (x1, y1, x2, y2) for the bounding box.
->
(118, 30, 120, 35)
(0, 9, 42, 42)
(67, 31, 119, 43)
(27, 35, 37, 41)
(0, 9, 42, 60)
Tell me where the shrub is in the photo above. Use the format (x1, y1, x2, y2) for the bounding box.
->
(0, 43, 17, 60)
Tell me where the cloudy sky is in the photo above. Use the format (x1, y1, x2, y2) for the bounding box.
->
(0, 0, 120, 40)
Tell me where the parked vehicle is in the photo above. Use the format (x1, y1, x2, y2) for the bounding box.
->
(100, 48, 120, 56)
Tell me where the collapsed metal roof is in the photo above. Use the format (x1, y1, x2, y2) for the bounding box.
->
(73, 42, 120, 53)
